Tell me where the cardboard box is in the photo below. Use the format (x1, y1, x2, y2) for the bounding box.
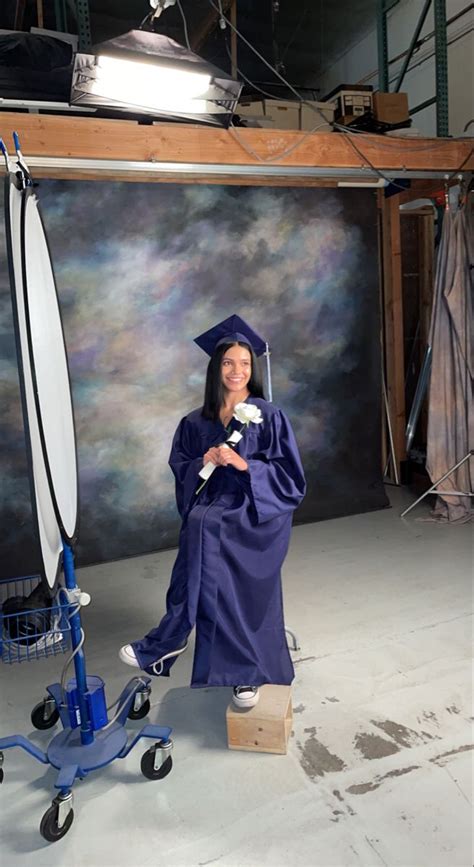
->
(323, 84, 373, 121)
(237, 98, 335, 132)
(300, 100, 336, 131)
(236, 99, 276, 128)
(373, 91, 409, 124)
(263, 99, 300, 130)
(236, 98, 265, 118)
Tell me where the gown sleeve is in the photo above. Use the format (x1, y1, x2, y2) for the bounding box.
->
(168, 417, 203, 519)
(238, 408, 306, 524)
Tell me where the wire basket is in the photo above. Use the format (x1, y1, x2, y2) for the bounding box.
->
(0, 575, 71, 664)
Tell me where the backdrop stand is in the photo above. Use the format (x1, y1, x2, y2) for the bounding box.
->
(400, 450, 473, 518)
(382, 372, 400, 485)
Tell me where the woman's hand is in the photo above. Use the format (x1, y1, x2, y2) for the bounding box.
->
(203, 446, 248, 472)
(203, 446, 224, 467)
(217, 446, 248, 472)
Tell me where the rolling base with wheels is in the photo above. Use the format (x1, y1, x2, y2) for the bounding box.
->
(0, 146, 175, 844)
(0, 549, 175, 843)
(0, 674, 173, 842)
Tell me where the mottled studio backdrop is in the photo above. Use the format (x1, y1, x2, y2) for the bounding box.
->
(0, 181, 387, 577)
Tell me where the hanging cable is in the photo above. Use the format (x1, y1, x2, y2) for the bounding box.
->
(279, 3, 309, 63)
(341, 134, 411, 191)
(229, 118, 332, 164)
(225, 38, 284, 101)
(138, 12, 153, 29)
(207, 0, 473, 184)
(447, 148, 474, 181)
(217, 0, 227, 30)
(176, 0, 191, 50)
(207, 0, 319, 107)
(59, 627, 85, 708)
(212, 0, 473, 159)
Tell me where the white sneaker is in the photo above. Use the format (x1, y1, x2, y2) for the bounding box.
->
(119, 644, 140, 667)
(232, 686, 260, 709)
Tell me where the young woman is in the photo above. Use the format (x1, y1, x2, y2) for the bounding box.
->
(120, 315, 306, 709)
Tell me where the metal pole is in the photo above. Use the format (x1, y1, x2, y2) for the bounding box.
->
(54, 0, 67, 32)
(382, 373, 400, 484)
(409, 96, 437, 116)
(434, 0, 449, 136)
(405, 345, 432, 453)
(377, 0, 390, 91)
(62, 543, 94, 745)
(75, 0, 92, 52)
(400, 451, 473, 517)
(394, 0, 432, 92)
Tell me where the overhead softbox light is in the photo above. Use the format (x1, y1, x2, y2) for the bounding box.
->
(70, 30, 242, 127)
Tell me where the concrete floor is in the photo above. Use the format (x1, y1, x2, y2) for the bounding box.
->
(0, 487, 472, 866)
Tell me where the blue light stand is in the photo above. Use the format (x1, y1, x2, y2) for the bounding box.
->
(0, 542, 173, 843)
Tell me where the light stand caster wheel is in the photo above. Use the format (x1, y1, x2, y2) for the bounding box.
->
(140, 742, 173, 780)
(127, 689, 151, 721)
(40, 794, 74, 842)
(31, 698, 60, 730)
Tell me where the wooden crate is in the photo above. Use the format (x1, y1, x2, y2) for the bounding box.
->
(226, 685, 293, 755)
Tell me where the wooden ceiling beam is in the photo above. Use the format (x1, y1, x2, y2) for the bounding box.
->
(191, 0, 233, 52)
(1, 112, 472, 175)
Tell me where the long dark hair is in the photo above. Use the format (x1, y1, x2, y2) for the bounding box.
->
(202, 341, 265, 421)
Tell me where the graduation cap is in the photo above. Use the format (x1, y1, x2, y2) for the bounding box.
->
(194, 314, 267, 357)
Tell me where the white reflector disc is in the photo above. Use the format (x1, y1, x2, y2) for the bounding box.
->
(6, 177, 62, 592)
(21, 188, 78, 543)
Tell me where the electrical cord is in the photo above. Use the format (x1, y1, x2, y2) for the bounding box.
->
(58, 597, 150, 729)
(341, 134, 412, 191)
(59, 627, 85, 708)
(217, 0, 226, 28)
(57, 599, 87, 708)
(207, 0, 329, 118)
(61, 649, 149, 729)
(208, 0, 473, 180)
(101, 677, 149, 731)
(138, 10, 154, 29)
(229, 119, 336, 164)
(279, 3, 309, 64)
(176, 0, 191, 50)
(141, 0, 473, 179)
(446, 148, 474, 181)
(225, 38, 285, 102)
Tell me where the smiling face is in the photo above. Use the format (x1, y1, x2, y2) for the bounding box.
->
(221, 343, 252, 394)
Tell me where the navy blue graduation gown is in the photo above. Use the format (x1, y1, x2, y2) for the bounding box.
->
(131, 397, 306, 687)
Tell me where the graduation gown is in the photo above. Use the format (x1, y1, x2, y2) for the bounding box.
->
(131, 396, 306, 687)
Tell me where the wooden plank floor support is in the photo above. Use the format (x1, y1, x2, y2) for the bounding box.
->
(226, 685, 293, 755)
(382, 193, 406, 475)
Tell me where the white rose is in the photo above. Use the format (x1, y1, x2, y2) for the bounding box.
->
(233, 402, 263, 426)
